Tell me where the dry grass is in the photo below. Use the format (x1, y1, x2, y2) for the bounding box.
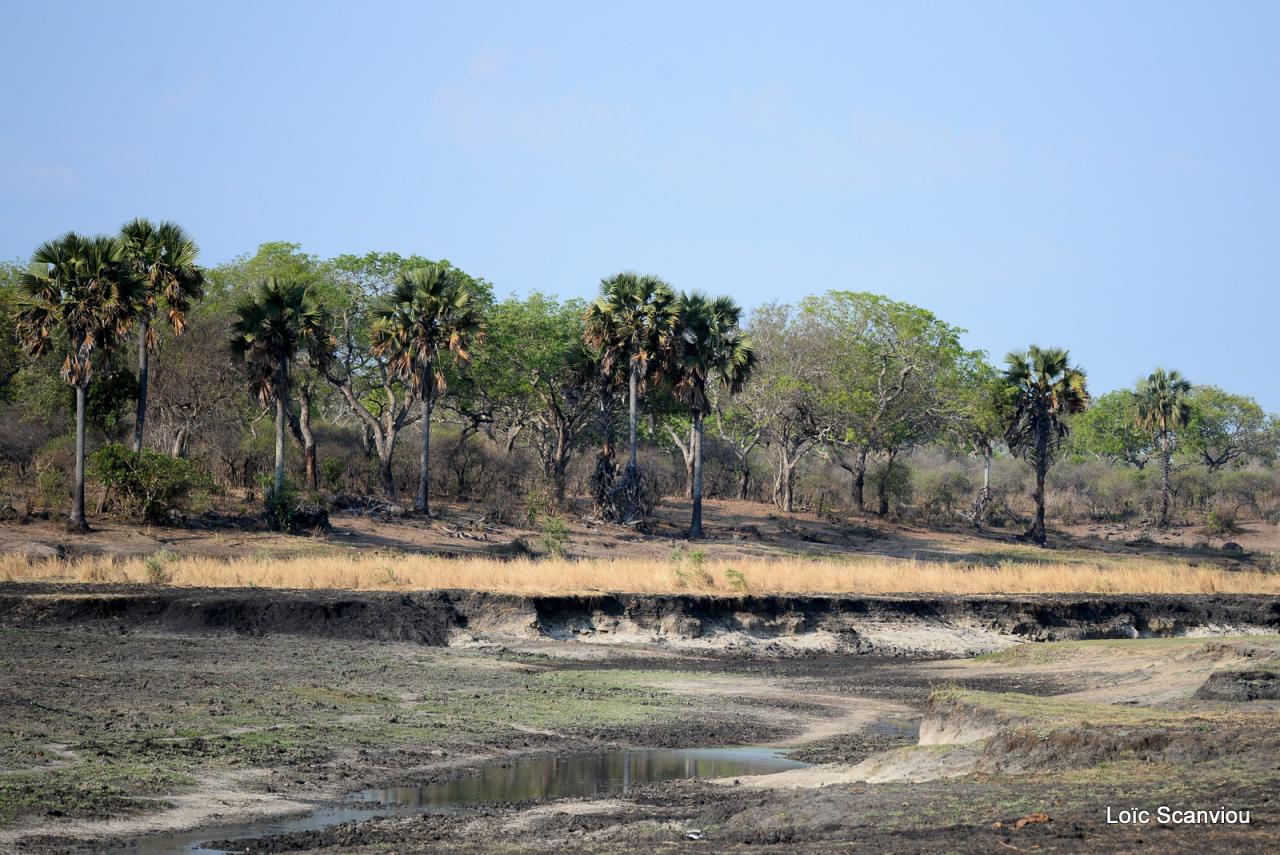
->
(1, 551, 1277, 596)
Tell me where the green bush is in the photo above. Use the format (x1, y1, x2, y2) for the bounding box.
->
(262, 477, 300, 532)
(1206, 509, 1241, 536)
(869, 459, 913, 516)
(91, 444, 209, 522)
(143, 549, 180, 584)
(320, 457, 347, 490)
(36, 466, 68, 510)
(539, 516, 570, 557)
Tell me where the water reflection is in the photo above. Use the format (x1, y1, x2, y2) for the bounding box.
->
(109, 747, 807, 855)
(353, 747, 808, 806)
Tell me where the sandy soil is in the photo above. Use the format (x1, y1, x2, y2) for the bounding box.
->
(3, 496, 1275, 568)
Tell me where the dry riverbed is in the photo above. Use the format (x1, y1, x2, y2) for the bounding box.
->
(1, 590, 1278, 853)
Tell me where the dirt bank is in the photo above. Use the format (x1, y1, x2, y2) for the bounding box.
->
(1, 584, 1276, 657)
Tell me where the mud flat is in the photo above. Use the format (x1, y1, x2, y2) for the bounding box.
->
(2, 585, 1278, 854)
(2, 583, 1276, 657)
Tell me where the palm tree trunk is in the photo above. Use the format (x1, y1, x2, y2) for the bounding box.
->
(273, 397, 287, 497)
(690, 411, 705, 538)
(1159, 433, 1172, 527)
(68, 380, 89, 533)
(416, 365, 432, 514)
(628, 357, 639, 472)
(133, 317, 150, 454)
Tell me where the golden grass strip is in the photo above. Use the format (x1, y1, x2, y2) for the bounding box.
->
(1, 552, 1277, 595)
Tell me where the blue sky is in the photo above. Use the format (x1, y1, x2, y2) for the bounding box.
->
(2, 1, 1277, 407)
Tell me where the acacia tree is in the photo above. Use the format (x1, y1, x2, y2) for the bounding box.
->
(15, 233, 142, 531)
(1066, 389, 1152, 469)
(1183, 386, 1276, 471)
(1003, 345, 1090, 546)
(668, 292, 755, 538)
(582, 272, 676, 521)
(228, 277, 331, 496)
(1134, 368, 1193, 527)
(370, 264, 485, 514)
(118, 219, 204, 454)
(465, 292, 595, 507)
(739, 303, 824, 512)
(801, 292, 969, 512)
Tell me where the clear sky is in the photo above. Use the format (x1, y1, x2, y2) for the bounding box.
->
(2, 1, 1277, 408)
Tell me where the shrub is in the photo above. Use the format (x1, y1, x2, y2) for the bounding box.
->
(869, 459, 913, 517)
(915, 467, 974, 520)
(36, 466, 68, 511)
(724, 567, 749, 592)
(1206, 509, 1241, 536)
(539, 516, 569, 558)
(320, 457, 347, 490)
(262, 478, 300, 532)
(143, 549, 180, 584)
(91, 444, 209, 522)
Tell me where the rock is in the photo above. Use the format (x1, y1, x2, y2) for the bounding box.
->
(290, 505, 332, 534)
(1193, 669, 1280, 701)
(3, 541, 65, 560)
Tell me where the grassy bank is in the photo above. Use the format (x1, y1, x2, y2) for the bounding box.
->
(3, 550, 1277, 595)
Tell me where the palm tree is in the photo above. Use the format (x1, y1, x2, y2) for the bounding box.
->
(669, 293, 755, 538)
(119, 219, 204, 454)
(1134, 368, 1193, 527)
(15, 233, 142, 532)
(228, 277, 330, 496)
(1002, 345, 1090, 546)
(582, 273, 676, 491)
(370, 264, 485, 514)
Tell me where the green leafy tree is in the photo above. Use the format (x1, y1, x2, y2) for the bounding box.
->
(464, 293, 594, 507)
(1002, 345, 1090, 546)
(15, 233, 142, 531)
(1066, 389, 1152, 469)
(370, 263, 485, 514)
(799, 291, 970, 512)
(668, 292, 756, 538)
(1134, 368, 1193, 527)
(1184, 386, 1275, 471)
(118, 219, 204, 453)
(582, 272, 676, 520)
(228, 277, 331, 496)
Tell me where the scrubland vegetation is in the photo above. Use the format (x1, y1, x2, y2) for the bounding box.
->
(2, 228, 1277, 559)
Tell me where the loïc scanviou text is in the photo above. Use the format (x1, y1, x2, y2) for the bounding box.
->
(1106, 806, 1251, 825)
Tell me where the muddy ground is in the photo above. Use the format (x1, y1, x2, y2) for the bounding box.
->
(1, 588, 1278, 854)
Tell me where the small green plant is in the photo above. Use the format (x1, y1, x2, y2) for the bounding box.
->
(724, 567, 749, 592)
(539, 516, 570, 558)
(142, 549, 179, 585)
(1206, 509, 1241, 536)
(262, 478, 300, 532)
(671, 547, 713, 588)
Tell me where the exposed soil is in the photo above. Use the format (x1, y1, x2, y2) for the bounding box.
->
(2, 584, 1276, 660)
(1, 586, 1278, 854)
(3, 496, 1276, 568)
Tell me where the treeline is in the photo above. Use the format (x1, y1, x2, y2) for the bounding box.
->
(2, 230, 1277, 544)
